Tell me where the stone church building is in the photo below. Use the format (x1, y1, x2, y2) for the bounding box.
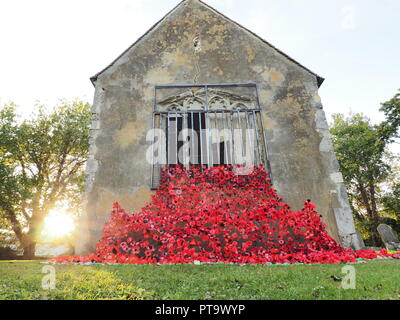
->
(76, 0, 362, 254)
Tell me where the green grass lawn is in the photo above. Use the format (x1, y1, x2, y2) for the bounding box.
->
(0, 260, 399, 300)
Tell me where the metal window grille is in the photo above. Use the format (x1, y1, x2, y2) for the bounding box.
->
(150, 83, 272, 189)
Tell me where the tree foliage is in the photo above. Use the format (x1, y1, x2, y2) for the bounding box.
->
(0, 101, 91, 258)
(330, 113, 391, 245)
(379, 89, 400, 141)
(381, 184, 400, 218)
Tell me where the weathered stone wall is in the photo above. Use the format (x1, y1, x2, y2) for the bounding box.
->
(76, 0, 360, 254)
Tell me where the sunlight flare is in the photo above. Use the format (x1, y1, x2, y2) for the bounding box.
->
(42, 208, 75, 240)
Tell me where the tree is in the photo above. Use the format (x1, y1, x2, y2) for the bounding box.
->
(379, 89, 400, 142)
(330, 113, 391, 246)
(381, 183, 400, 223)
(378, 89, 400, 233)
(379, 157, 400, 233)
(0, 101, 91, 258)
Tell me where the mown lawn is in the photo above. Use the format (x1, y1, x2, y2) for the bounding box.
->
(0, 260, 399, 300)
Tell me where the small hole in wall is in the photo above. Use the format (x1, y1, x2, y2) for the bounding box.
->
(193, 37, 201, 52)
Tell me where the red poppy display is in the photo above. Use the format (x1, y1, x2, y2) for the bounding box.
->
(54, 166, 394, 265)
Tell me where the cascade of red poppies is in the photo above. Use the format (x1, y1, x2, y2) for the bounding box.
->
(55, 165, 392, 264)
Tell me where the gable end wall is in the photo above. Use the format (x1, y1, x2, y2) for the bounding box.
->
(77, 0, 360, 254)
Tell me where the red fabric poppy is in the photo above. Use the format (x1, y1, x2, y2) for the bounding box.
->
(53, 166, 394, 265)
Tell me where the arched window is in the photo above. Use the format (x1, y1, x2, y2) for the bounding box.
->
(150, 83, 272, 188)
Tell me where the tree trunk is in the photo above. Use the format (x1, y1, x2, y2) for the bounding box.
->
(22, 210, 43, 260)
(22, 241, 36, 260)
(358, 183, 381, 246)
(369, 183, 382, 247)
(358, 184, 373, 216)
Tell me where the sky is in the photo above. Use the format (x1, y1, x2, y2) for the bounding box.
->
(0, 0, 399, 124)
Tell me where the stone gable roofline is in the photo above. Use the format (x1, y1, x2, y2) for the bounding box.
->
(90, 0, 325, 88)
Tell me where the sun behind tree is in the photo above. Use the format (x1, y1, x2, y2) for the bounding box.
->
(41, 207, 75, 241)
(0, 100, 91, 259)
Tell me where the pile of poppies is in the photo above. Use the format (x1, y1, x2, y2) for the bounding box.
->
(54, 165, 393, 265)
